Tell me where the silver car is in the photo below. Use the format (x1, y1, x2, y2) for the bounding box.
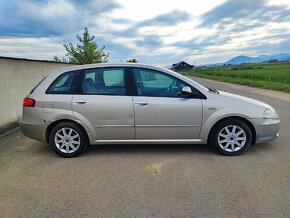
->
(20, 63, 280, 157)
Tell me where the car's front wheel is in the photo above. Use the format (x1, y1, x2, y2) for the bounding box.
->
(210, 119, 252, 156)
(49, 122, 88, 158)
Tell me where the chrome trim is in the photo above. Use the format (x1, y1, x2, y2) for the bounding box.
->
(95, 124, 134, 128)
(95, 124, 198, 128)
(136, 124, 199, 127)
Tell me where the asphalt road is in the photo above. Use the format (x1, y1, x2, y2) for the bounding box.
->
(0, 77, 289, 217)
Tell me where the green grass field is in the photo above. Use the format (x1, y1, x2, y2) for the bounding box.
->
(182, 62, 290, 93)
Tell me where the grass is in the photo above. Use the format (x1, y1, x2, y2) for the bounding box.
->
(182, 62, 290, 93)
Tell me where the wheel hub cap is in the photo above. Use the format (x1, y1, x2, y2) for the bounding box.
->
(218, 125, 247, 152)
(54, 128, 81, 154)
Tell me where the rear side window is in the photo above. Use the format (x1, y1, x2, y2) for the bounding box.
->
(82, 68, 126, 95)
(46, 71, 79, 94)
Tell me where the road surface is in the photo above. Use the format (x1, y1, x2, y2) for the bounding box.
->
(0, 77, 289, 217)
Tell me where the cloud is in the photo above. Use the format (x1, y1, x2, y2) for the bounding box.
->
(0, 37, 65, 59)
(198, 0, 290, 29)
(171, 34, 232, 52)
(139, 9, 191, 27)
(135, 35, 162, 47)
(99, 9, 191, 55)
(0, 0, 290, 65)
(108, 9, 191, 38)
(0, 0, 120, 37)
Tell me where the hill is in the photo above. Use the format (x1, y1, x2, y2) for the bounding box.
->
(225, 53, 290, 65)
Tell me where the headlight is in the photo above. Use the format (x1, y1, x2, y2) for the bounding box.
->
(262, 108, 278, 119)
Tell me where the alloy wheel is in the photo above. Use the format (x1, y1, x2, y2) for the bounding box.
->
(217, 125, 247, 152)
(54, 128, 80, 153)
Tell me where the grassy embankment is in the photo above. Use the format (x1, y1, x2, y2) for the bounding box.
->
(182, 62, 290, 93)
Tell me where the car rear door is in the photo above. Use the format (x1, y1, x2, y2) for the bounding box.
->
(72, 67, 134, 141)
(131, 68, 203, 139)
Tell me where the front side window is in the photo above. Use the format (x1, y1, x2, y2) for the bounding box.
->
(133, 68, 188, 97)
(46, 71, 78, 94)
(82, 68, 126, 95)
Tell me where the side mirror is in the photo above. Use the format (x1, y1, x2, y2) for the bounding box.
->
(182, 86, 192, 95)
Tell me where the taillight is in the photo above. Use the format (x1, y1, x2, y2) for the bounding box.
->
(23, 98, 35, 107)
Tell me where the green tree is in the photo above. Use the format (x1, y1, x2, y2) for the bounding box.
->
(63, 27, 109, 64)
(126, 58, 138, 63)
(53, 56, 67, 63)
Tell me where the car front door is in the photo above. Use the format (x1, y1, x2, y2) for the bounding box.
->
(72, 67, 134, 141)
(132, 68, 203, 140)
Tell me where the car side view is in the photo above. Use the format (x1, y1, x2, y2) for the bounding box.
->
(20, 63, 280, 157)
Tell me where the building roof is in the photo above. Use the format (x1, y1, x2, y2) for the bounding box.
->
(170, 61, 193, 70)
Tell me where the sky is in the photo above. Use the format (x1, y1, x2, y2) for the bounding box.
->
(0, 0, 290, 66)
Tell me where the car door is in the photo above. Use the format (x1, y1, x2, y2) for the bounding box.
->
(132, 68, 203, 139)
(72, 67, 134, 141)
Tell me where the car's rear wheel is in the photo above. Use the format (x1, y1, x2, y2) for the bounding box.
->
(49, 122, 87, 158)
(210, 119, 252, 156)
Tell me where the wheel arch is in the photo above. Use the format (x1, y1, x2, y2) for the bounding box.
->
(45, 119, 90, 144)
(207, 116, 257, 145)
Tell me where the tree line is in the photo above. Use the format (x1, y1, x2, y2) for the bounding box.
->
(54, 27, 138, 64)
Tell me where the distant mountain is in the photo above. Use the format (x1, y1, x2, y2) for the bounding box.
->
(225, 55, 252, 65)
(168, 53, 290, 68)
(224, 53, 290, 65)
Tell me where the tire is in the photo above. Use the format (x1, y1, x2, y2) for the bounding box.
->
(49, 122, 88, 158)
(209, 119, 252, 156)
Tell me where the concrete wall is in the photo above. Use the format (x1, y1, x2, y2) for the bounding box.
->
(0, 57, 76, 133)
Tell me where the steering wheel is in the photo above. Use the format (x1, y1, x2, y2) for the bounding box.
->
(166, 80, 176, 94)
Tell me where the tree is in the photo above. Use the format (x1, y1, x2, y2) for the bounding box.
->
(53, 56, 67, 63)
(62, 27, 109, 64)
(126, 58, 138, 63)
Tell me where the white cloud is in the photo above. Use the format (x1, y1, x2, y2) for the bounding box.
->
(112, 0, 226, 21)
(21, 0, 76, 19)
(0, 0, 290, 65)
(0, 37, 64, 60)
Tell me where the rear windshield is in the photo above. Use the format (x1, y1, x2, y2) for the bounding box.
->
(30, 76, 47, 94)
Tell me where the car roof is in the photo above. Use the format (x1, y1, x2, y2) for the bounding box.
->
(50, 63, 161, 75)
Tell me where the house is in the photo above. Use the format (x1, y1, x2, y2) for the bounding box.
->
(170, 61, 194, 71)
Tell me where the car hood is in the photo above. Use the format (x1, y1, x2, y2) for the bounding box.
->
(218, 91, 271, 109)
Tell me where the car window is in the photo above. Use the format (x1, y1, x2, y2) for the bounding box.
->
(133, 68, 188, 97)
(46, 71, 78, 94)
(82, 68, 126, 95)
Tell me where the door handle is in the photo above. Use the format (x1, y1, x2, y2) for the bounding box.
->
(72, 99, 87, 104)
(135, 102, 149, 106)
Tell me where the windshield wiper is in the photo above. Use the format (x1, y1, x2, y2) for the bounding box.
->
(207, 87, 219, 94)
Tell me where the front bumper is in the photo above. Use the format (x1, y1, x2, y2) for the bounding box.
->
(252, 118, 280, 143)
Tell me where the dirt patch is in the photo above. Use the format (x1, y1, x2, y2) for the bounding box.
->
(146, 163, 163, 175)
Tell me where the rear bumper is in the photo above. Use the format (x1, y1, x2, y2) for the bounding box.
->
(252, 118, 280, 143)
(19, 121, 47, 143)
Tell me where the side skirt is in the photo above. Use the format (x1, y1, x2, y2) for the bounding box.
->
(92, 139, 205, 145)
